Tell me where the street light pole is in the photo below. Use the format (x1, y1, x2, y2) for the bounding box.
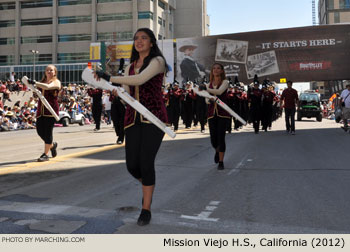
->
(30, 50, 39, 79)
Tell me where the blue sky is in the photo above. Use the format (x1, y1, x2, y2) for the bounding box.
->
(207, 0, 317, 35)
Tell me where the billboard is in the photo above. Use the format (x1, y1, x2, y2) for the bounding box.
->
(176, 24, 350, 84)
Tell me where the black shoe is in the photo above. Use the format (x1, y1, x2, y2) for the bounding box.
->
(218, 161, 224, 170)
(37, 153, 49, 162)
(117, 140, 123, 145)
(214, 152, 219, 163)
(341, 126, 348, 132)
(137, 209, 151, 226)
(50, 142, 57, 158)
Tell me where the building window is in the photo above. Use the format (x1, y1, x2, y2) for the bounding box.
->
(158, 0, 165, 10)
(0, 55, 14, 66)
(327, 0, 334, 10)
(97, 0, 131, 3)
(97, 13, 132, 22)
(0, 38, 15, 45)
(97, 31, 133, 41)
(58, 0, 91, 6)
(21, 0, 53, 9)
(138, 11, 153, 20)
(0, 20, 15, 28)
(169, 23, 172, 31)
(20, 54, 52, 64)
(58, 34, 91, 42)
(334, 12, 340, 23)
(339, 0, 350, 9)
(21, 18, 52, 26)
(0, 2, 16, 10)
(58, 16, 91, 24)
(58, 52, 90, 63)
(158, 34, 162, 40)
(21, 36, 52, 44)
(158, 17, 162, 25)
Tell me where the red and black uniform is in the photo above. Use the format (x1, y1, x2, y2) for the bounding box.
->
(182, 88, 196, 128)
(261, 90, 276, 131)
(167, 87, 182, 131)
(88, 88, 103, 130)
(208, 82, 230, 153)
(124, 63, 168, 186)
(248, 87, 263, 133)
(110, 94, 125, 143)
(36, 88, 59, 144)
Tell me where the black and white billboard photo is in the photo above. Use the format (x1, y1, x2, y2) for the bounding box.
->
(215, 39, 248, 64)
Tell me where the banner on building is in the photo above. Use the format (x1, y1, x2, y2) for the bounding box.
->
(176, 24, 350, 84)
(158, 39, 175, 84)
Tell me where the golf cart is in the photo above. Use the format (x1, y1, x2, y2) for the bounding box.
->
(297, 90, 322, 122)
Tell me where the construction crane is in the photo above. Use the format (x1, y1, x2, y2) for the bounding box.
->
(312, 0, 316, 25)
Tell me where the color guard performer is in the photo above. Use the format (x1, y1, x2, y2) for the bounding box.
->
(205, 63, 230, 170)
(28, 64, 61, 162)
(247, 75, 263, 134)
(94, 28, 169, 226)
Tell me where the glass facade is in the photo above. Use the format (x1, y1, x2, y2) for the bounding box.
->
(97, 12, 132, 22)
(0, 63, 87, 85)
(339, 0, 350, 9)
(0, 55, 14, 66)
(21, 0, 52, 9)
(0, 2, 16, 10)
(138, 11, 153, 20)
(158, 0, 165, 10)
(58, 34, 91, 42)
(328, 0, 334, 10)
(58, 52, 90, 63)
(58, 0, 91, 6)
(0, 20, 15, 28)
(97, 31, 133, 41)
(20, 54, 52, 65)
(97, 0, 131, 2)
(21, 36, 52, 44)
(21, 18, 52, 26)
(0, 37, 15, 45)
(58, 16, 91, 24)
(334, 12, 340, 23)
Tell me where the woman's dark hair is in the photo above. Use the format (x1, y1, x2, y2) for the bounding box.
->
(130, 28, 169, 74)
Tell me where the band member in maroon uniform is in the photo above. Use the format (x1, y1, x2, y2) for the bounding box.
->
(167, 81, 182, 131)
(261, 80, 276, 132)
(94, 28, 168, 226)
(248, 75, 263, 134)
(87, 88, 103, 131)
(29, 64, 61, 162)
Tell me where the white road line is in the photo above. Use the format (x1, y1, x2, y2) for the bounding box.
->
(180, 201, 220, 222)
(228, 154, 249, 176)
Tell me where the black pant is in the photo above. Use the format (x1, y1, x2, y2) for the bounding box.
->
(111, 102, 125, 141)
(125, 122, 164, 186)
(92, 104, 102, 130)
(36, 116, 55, 144)
(208, 115, 229, 153)
(284, 108, 296, 132)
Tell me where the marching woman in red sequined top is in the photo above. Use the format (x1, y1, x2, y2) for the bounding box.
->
(34, 65, 61, 162)
(94, 28, 168, 226)
(205, 63, 230, 170)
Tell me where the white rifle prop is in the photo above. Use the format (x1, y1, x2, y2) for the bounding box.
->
(192, 84, 247, 125)
(81, 67, 176, 139)
(21, 76, 60, 121)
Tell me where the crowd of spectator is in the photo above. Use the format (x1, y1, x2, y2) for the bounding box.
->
(0, 78, 112, 132)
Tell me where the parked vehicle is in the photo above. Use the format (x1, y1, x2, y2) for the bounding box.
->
(59, 110, 85, 126)
(297, 91, 322, 122)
